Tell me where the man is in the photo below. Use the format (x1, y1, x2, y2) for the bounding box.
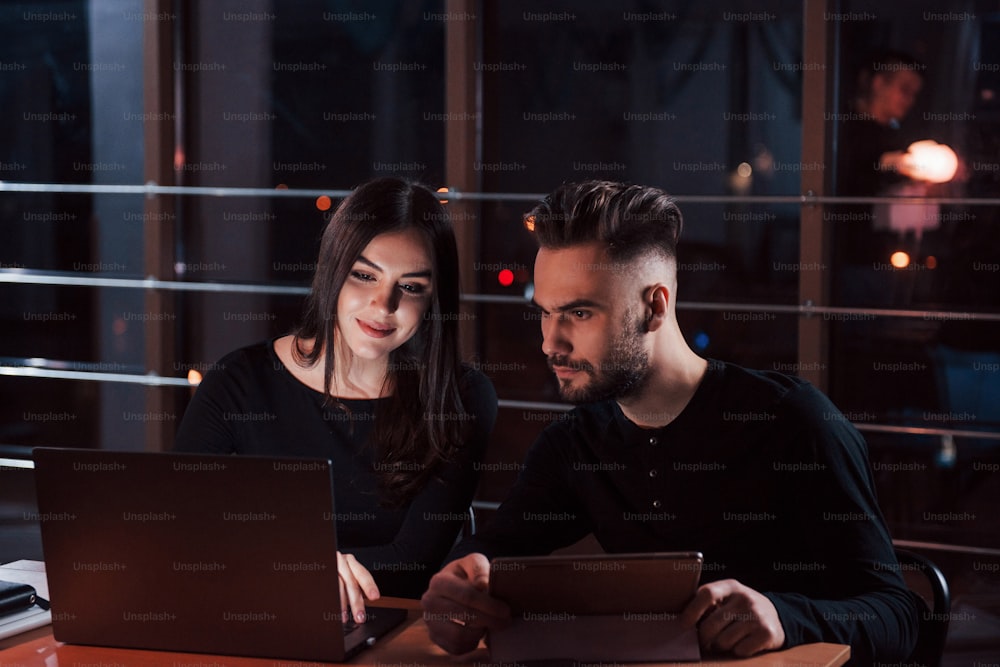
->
(837, 51, 945, 269)
(421, 181, 920, 663)
(841, 50, 926, 199)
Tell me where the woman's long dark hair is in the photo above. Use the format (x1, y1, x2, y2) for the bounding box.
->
(294, 177, 467, 507)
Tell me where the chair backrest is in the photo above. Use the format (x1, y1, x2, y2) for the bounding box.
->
(463, 504, 477, 538)
(895, 548, 950, 667)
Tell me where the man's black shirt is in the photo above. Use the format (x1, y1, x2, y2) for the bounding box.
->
(452, 360, 919, 664)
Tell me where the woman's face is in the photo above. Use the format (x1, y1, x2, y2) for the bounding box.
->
(335, 227, 434, 363)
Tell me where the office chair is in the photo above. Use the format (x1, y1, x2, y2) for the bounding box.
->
(895, 547, 950, 667)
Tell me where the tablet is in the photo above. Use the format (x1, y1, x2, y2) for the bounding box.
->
(487, 551, 704, 662)
(489, 551, 703, 615)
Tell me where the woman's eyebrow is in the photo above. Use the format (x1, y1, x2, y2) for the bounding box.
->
(402, 268, 432, 279)
(356, 254, 432, 279)
(356, 254, 381, 272)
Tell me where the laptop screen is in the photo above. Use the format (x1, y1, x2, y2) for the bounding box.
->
(33, 447, 365, 661)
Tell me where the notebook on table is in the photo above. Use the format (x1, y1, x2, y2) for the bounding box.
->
(488, 551, 704, 662)
(31, 447, 408, 662)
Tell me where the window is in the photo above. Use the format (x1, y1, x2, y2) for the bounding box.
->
(2, 0, 998, 561)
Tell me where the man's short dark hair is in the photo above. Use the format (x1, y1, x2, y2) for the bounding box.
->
(856, 50, 925, 100)
(526, 180, 683, 263)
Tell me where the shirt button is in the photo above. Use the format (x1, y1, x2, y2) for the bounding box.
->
(648, 469, 658, 478)
(652, 500, 662, 509)
(649, 436, 658, 446)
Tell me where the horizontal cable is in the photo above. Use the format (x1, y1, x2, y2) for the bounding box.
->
(0, 181, 353, 200)
(855, 423, 1000, 442)
(679, 301, 1000, 322)
(3, 367, 996, 442)
(467, 294, 1000, 322)
(0, 365, 193, 387)
(3, 270, 998, 321)
(892, 539, 1000, 557)
(670, 194, 1000, 206)
(0, 270, 310, 296)
(462, 294, 528, 304)
(0, 356, 144, 375)
(2, 181, 1000, 206)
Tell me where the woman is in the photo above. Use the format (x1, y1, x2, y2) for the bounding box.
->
(174, 177, 497, 620)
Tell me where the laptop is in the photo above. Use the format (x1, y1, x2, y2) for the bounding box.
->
(31, 447, 408, 661)
(488, 551, 704, 662)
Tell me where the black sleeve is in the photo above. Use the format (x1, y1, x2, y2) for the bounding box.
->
(345, 369, 499, 597)
(172, 353, 244, 454)
(764, 385, 920, 664)
(448, 420, 592, 562)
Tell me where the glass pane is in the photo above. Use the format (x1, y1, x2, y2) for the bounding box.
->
(0, 1, 147, 451)
(476, 0, 805, 410)
(828, 0, 1000, 431)
(479, 1, 805, 197)
(177, 0, 447, 367)
(827, 0, 1000, 567)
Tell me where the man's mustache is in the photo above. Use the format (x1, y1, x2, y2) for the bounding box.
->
(546, 355, 594, 373)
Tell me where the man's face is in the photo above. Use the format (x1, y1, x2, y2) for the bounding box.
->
(872, 69, 922, 122)
(532, 242, 651, 403)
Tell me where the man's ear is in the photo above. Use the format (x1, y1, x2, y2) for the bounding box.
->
(643, 284, 670, 332)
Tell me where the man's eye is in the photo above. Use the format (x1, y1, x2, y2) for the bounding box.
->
(572, 310, 590, 319)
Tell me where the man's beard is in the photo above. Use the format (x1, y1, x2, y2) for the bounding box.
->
(547, 314, 651, 404)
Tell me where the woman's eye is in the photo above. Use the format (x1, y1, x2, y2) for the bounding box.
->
(351, 270, 374, 282)
(399, 283, 427, 295)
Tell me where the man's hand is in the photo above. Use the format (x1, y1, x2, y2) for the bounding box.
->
(421, 553, 511, 655)
(680, 579, 785, 657)
(337, 551, 379, 624)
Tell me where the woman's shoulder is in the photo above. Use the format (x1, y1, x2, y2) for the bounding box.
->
(198, 340, 279, 389)
(211, 340, 273, 369)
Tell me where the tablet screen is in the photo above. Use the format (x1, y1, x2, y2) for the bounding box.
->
(489, 551, 703, 615)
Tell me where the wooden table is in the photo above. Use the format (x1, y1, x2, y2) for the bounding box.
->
(1, 560, 850, 666)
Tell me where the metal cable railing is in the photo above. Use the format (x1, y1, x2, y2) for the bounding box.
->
(1, 362, 997, 442)
(2, 271, 998, 321)
(4, 182, 998, 445)
(3, 179, 1000, 206)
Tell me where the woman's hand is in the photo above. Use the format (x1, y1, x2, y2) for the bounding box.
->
(337, 551, 380, 623)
